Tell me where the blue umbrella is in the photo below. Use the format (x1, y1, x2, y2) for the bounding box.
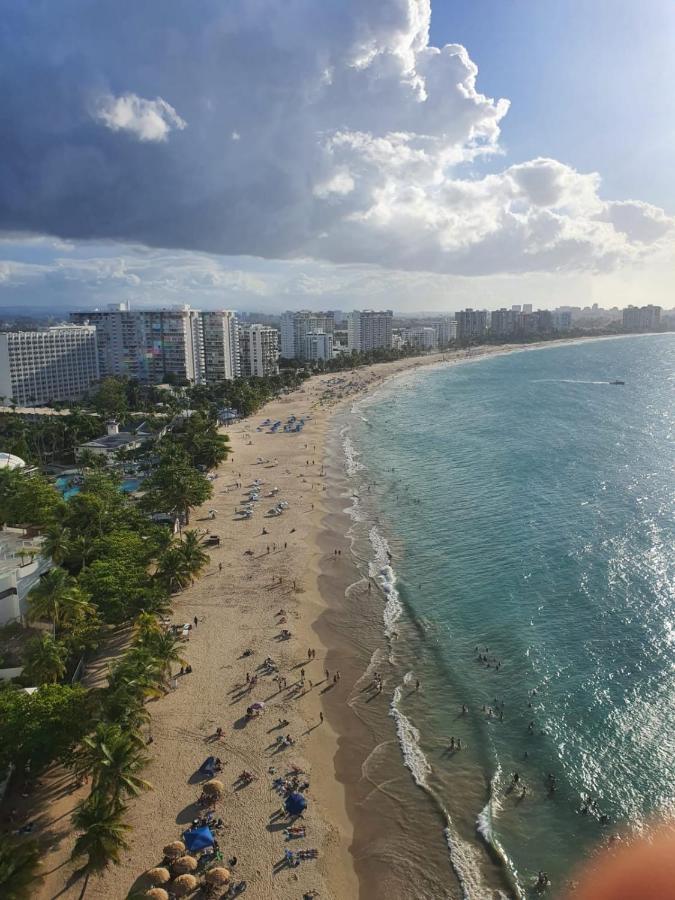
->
(182, 826, 215, 853)
(284, 792, 307, 816)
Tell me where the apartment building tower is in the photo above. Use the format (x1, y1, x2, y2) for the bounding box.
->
(71, 306, 240, 384)
(622, 305, 661, 331)
(0, 325, 99, 406)
(280, 311, 335, 360)
(201, 311, 240, 381)
(347, 310, 393, 352)
(239, 325, 280, 377)
(455, 309, 488, 342)
(304, 331, 334, 362)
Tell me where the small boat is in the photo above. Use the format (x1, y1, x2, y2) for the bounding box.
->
(609, 379, 625, 385)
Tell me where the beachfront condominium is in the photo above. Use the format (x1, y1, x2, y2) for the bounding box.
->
(239, 324, 280, 377)
(0, 325, 99, 406)
(347, 310, 393, 352)
(201, 310, 240, 381)
(456, 309, 488, 342)
(303, 331, 334, 362)
(403, 326, 438, 351)
(71, 305, 240, 384)
(435, 317, 457, 346)
(622, 305, 661, 331)
(280, 310, 335, 360)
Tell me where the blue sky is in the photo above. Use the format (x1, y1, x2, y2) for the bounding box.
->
(431, 0, 675, 211)
(0, 0, 673, 313)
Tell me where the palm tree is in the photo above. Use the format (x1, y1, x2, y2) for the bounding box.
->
(71, 794, 130, 899)
(133, 611, 162, 644)
(41, 523, 72, 566)
(177, 530, 209, 584)
(74, 723, 151, 801)
(0, 834, 42, 900)
(137, 630, 186, 683)
(23, 634, 68, 685)
(27, 568, 90, 634)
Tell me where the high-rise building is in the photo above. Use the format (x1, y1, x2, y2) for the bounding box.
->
(201, 311, 240, 381)
(347, 310, 393, 352)
(403, 327, 438, 350)
(304, 331, 334, 362)
(434, 318, 457, 346)
(239, 325, 280, 377)
(622, 305, 661, 331)
(0, 325, 99, 406)
(71, 306, 240, 384)
(455, 309, 488, 342)
(280, 311, 335, 360)
(490, 309, 518, 336)
(522, 303, 533, 314)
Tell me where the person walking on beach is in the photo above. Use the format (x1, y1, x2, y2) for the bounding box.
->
(415, 679, 420, 691)
(193, 616, 198, 627)
(219, 562, 223, 573)
(319, 712, 324, 724)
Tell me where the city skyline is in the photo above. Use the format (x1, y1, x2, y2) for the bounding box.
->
(1, 1, 674, 313)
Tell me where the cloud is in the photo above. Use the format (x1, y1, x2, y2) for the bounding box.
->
(0, 0, 672, 278)
(94, 93, 186, 142)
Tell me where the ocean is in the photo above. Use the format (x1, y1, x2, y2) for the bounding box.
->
(336, 335, 675, 899)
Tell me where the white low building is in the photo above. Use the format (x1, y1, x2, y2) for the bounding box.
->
(0, 530, 52, 627)
(77, 420, 164, 460)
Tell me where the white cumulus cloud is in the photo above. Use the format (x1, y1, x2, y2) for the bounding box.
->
(94, 93, 186, 142)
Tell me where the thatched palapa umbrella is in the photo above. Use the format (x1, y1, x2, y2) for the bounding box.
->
(202, 779, 225, 799)
(172, 855, 198, 874)
(172, 873, 199, 896)
(146, 867, 171, 885)
(145, 889, 169, 900)
(205, 866, 231, 887)
(163, 840, 185, 859)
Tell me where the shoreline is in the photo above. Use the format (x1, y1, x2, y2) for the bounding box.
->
(31, 333, 654, 900)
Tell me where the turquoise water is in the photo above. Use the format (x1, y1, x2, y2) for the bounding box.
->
(345, 335, 675, 897)
(56, 475, 142, 498)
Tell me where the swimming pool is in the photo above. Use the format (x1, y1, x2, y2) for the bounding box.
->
(55, 475, 143, 498)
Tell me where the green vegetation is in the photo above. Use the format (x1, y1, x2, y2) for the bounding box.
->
(0, 833, 43, 900)
(0, 469, 64, 529)
(141, 445, 213, 526)
(0, 410, 102, 467)
(23, 633, 69, 685)
(0, 684, 91, 773)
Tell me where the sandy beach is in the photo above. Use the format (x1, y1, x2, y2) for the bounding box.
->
(29, 338, 613, 900)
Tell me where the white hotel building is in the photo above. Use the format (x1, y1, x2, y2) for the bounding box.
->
(0, 325, 99, 406)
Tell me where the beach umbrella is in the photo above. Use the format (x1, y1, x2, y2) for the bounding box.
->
(202, 779, 224, 798)
(163, 841, 185, 859)
(284, 792, 307, 816)
(172, 855, 198, 874)
(146, 867, 171, 884)
(171, 874, 198, 896)
(145, 889, 169, 900)
(205, 867, 231, 887)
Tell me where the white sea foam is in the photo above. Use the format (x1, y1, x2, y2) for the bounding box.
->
(389, 683, 431, 787)
(389, 680, 494, 898)
(342, 426, 364, 476)
(368, 525, 402, 636)
(345, 492, 364, 523)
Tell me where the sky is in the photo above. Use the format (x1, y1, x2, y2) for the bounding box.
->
(0, 0, 673, 314)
